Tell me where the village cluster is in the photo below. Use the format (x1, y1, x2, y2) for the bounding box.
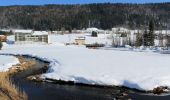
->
(0, 27, 170, 49)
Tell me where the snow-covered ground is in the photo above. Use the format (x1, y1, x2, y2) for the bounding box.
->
(49, 34, 112, 45)
(1, 34, 170, 91)
(0, 55, 19, 72)
(7, 34, 112, 46)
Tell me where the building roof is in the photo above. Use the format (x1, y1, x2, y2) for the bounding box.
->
(13, 29, 33, 33)
(13, 30, 49, 35)
(86, 27, 105, 33)
(32, 31, 48, 35)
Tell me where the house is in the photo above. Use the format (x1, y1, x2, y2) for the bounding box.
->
(112, 27, 129, 34)
(111, 28, 131, 47)
(112, 35, 130, 47)
(0, 35, 7, 42)
(14, 30, 49, 43)
(154, 33, 169, 47)
(75, 37, 85, 45)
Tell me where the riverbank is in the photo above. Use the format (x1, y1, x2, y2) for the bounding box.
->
(13, 56, 170, 100)
(0, 53, 169, 97)
(1, 55, 170, 100)
(2, 43, 170, 92)
(0, 56, 35, 100)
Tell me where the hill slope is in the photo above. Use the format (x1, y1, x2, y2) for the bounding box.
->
(0, 3, 170, 30)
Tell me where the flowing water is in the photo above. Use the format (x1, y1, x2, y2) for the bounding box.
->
(12, 57, 170, 100)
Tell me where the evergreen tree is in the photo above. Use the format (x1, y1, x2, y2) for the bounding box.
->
(143, 29, 148, 46)
(135, 32, 143, 47)
(0, 3, 169, 30)
(148, 20, 155, 46)
(91, 31, 98, 37)
(143, 20, 155, 46)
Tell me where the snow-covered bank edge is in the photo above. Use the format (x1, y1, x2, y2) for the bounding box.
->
(99, 46, 169, 53)
(1, 53, 170, 94)
(0, 55, 20, 72)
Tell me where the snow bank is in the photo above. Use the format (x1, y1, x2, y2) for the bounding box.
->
(4, 34, 170, 91)
(0, 55, 19, 72)
(1, 43, 170, 91)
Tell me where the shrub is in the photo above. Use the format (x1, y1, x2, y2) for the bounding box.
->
(91, 31, 98, 37)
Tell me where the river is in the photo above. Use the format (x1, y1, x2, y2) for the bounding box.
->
(11, 57, 170, 100)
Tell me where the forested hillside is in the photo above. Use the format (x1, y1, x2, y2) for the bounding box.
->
(0, 3, 170, 30)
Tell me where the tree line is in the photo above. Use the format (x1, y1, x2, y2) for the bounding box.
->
(0, 3, 170, 30)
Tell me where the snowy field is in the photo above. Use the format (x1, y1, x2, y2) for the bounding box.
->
(49, 34, 112, 45)
(1, 34, 170, 91)
(7, 34, 112, 46)
(0, 55, 19, 72)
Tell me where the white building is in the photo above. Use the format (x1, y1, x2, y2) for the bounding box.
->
(14, 30, 49, 43)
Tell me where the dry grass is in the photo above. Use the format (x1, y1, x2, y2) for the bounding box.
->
(0, 56, 36, 100)
(0, 72, 27, 100)
(8, 56, 36, 75)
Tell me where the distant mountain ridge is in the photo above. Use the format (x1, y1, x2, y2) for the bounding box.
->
(0, 3, 170, 30)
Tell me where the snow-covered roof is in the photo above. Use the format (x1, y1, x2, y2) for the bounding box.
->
(86, 27, 99, 31)
(13, 30, 33, 33)
(86, 27, 105, 33)
(32, 31, 48, 35)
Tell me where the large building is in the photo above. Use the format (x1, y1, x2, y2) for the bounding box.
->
(14, 30, 49, 43)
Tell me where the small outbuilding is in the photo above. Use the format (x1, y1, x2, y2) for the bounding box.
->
(75, 37, 85, 45)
